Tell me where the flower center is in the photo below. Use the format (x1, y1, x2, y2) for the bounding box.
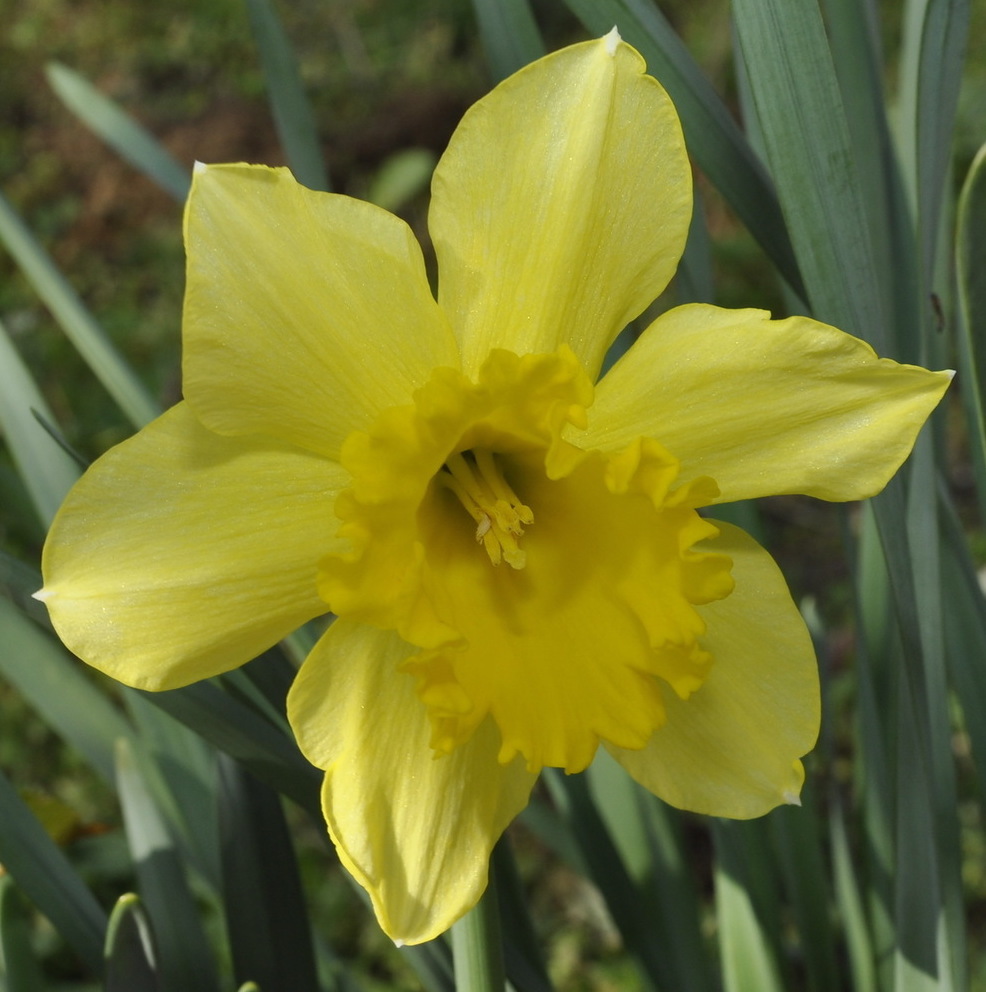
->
(319, 347, 734, 773)
(437, 451, 533, 568)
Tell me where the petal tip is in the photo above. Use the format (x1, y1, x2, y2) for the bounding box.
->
(193, 160, 208, 175)
(32, 586, 53, 603)
(604, 25, 621, 56)
(782, 790, 802, 807)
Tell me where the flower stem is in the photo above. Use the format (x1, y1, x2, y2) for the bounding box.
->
(451, 867, 505, 992)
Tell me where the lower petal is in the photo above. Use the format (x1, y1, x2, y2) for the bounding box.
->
(608, 521, 819, 818)
(286, 620, 537, 945)
(40, 403, 344, 689)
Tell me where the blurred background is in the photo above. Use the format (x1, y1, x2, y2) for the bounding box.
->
(2, 0, 986, 988)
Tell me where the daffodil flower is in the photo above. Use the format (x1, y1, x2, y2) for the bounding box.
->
(38, 30, 950, 945)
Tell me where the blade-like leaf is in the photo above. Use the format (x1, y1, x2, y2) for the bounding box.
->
(491, 838, 554, 992)
(954, 144, 986, 521)
(45, 62, 190, 203)
(731, 0, 885, 347)
(0, 596, 134, 784)
(0, 766, 107, 974)
(217, 755, 320, 992)
(586, 751, 713, 992)
(712, 820, 786, 992)
(104, 893, 160, 992)
(821, 0, 922, 361)
(471, 0, 545, 81)
(898, 0, 971, 277)
(0, 874, 48, 992)
(0, 554, 48, 627)
(939, 489, 986, 807)
(0, 317, 80, 528)
(830, 803, 878, 992)
(905, 437, 965, 992)
(544, 769, 670, 990)
(124, 691, 221, 889)
(136, 682, 321, 816)
(769, 795, 839, 992)
(244, 0, 329, 192)
(0, 191, 158, 430)
(115, 738, 219, 992)
(366, 149, 438, 213)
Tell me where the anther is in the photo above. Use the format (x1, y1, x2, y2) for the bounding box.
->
(437, 450, 532, 569)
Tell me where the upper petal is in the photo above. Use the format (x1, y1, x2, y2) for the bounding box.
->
(39, 403, 344, 689)
(430, 32, 691, 379)
(182, 163, 459, 459)
(286, 620, 537, 945)
(608, 521, 819, 817)
(583, 303, 952, 502)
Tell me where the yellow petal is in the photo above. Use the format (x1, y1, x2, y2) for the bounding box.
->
(583, 303, 952, 502)
(182, 163, 459, 459)
(430, 32, 690, 379)
(286, 619, 537, 945)
(607, 521, 819, 818)
(39, 403, 344, 689)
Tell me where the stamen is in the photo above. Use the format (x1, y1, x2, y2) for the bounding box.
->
(437, 450, 533, 569)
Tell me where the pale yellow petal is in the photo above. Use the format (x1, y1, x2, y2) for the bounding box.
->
(40, 403, 344, 689)
(287, 620, 537, 945)
(183, 163, 459, 458)
(430, 34, 690, 378)
(608, 522, 818, 818)
(583, 304, 951, 502)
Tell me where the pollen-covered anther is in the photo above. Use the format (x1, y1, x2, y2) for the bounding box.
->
(438, 450, 533, 569)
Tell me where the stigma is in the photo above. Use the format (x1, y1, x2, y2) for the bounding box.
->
(437, 450, 533, 569)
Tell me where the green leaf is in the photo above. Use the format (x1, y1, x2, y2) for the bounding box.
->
(470, 0, 545, 81)
(123, 692, 221, 889)
(135, 682, 321, 816)
(939, 491, 986, 812)
(898, 0, 971, 277)
(0, 875, 48, 992)
(216, 755, 320, 992)
(558, 0, 805, 299)
(820, 0, 922, 361)
(830, 804, 877, 992)
(244, 0, 329, 192)
(45, 62, 190, 203)
(0, 317, 80, 528)
(0, 766, 107, 975)
(585, 751, 712, 992)
(115, 738, 219, 992)
(769, 796, 839, 992)
(543, 770, 670, 990)
(366, 149, 438, 213)
(0, 555, 48, 629)
(451, 881, 504, 992)
(954, 144, 986, 522)
(731, 0, 885, 347)
(0, 191, 158, 430)
(905, 438, 965, 991)
(490, 838, 553, 992)
(0, 596, 134, 784)
(853, 503, 899, 991)
(104, 894, 161, 992)
(714, 867, 784, 992)
(712, 821, 786, 992)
